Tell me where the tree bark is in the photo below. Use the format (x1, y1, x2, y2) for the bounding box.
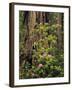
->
(57, 14, 62, 50)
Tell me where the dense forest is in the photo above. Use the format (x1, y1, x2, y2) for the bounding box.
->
(19, 11, 64, 79)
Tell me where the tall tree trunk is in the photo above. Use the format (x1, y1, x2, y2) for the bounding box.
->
(57, 14, 62, 50)
(21, 11, 36, 67)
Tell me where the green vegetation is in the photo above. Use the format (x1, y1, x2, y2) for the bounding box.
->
(19, 11, 64, 79)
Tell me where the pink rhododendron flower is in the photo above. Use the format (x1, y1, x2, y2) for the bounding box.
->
(38, 64, 43, 68)
(43, 52, 47, 57)
(48, 54, 52, 58)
